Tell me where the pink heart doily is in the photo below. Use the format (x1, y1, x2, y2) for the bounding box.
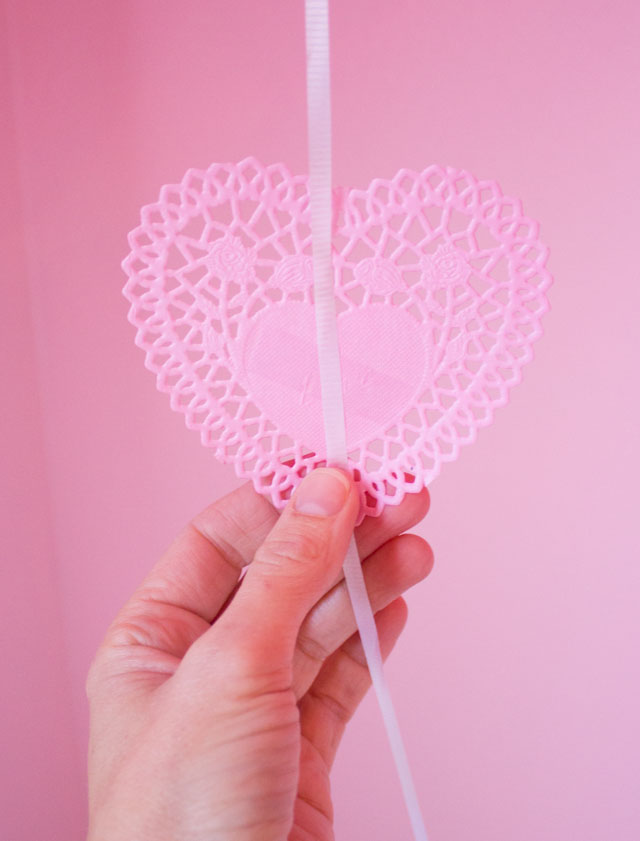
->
(122, 158, 551, 516)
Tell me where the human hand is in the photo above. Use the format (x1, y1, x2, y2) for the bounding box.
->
(87, 469, 433, 841)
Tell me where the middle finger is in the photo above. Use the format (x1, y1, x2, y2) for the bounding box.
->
(291, 532, 434, 699)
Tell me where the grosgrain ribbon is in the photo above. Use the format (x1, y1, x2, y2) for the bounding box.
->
(304, 2, 429, 838)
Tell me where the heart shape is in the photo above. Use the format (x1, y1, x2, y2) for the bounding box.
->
(122, 158, 551, 516)
(241, 301, 429, 453)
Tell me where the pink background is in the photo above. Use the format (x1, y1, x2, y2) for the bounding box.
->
(2, 0, 639, 838)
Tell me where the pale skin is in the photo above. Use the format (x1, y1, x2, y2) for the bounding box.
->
(87, 468, 433, 841)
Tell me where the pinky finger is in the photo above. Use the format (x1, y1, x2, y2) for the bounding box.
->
(298, 597, 408, 772)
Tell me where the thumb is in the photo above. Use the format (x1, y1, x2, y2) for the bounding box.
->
(212, 468, 359, 671)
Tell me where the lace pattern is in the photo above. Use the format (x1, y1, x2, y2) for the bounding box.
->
(123, 158, 551, 516)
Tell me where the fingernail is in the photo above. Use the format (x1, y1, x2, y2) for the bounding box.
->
(294, 468, 351, 517)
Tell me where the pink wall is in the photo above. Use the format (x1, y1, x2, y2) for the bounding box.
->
(1, 9, 82, 837)
(2, 0, 639, 838)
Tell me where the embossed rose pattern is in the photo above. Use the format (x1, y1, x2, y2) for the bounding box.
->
(421, 244, 471, 286)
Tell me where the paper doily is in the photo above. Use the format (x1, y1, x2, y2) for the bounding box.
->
(122, 158, 551, 516)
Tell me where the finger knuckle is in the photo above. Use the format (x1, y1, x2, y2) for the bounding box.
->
(228, 660, 294, 700)
(296, 626, 330, 665)
(310, 684, 355, 726)
(256, 523, 330, 570)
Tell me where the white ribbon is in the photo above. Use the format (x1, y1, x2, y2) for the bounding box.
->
(305, 2, 429, 838)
